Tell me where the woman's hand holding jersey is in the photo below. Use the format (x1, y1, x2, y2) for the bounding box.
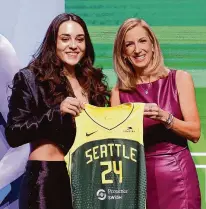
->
(60, 97, 85, 117)
(144, 103, 169, 122)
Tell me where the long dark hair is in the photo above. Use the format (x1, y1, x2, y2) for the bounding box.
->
(27, 13, 110, 106)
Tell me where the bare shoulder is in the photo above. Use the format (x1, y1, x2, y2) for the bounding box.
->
(110, 84, 120, 106)
(175, 70, 195, 95)
(176, 70, 193, 83)
(111, 85, 119, 94)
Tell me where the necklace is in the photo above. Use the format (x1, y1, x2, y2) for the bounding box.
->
(139, 76, 152, 95)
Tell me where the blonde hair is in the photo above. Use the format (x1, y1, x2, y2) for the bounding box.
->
(113, 18, 167, 91)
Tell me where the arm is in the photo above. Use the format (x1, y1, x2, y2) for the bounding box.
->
(173, 70, 200, 142)
(5, 71, 64, 147)
(145, 70, 200, 143)
(110, 86, 121, 106)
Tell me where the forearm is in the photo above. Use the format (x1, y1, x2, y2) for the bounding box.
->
(145, 103, 201, 143)
(160, 110, 200, 143)
(5, 106, 63, 147)
(166, 116, 200, 143)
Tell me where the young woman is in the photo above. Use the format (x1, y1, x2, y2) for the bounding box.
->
(5, 13, 109, 209)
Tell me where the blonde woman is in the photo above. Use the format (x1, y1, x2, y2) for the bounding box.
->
(111, 18, 201, 209)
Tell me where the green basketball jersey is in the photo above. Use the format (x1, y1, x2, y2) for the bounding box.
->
(65, 103, 146, 209)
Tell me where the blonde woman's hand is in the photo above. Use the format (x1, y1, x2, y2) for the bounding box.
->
(144, 103, 169, 123)
(60, 97, 85, 116)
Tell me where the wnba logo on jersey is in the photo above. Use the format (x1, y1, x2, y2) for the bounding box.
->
(123, 127, 135, 132)
(96, 189, 107, 200)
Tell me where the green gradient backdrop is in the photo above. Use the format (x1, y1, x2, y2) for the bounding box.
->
(66, 0, 206, 207)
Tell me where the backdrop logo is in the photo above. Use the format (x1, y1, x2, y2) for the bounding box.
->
(96, 189, 106, 200)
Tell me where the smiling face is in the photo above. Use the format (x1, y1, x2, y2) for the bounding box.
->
(124, 25, 153, 72)
(56, 20, 86, 70)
